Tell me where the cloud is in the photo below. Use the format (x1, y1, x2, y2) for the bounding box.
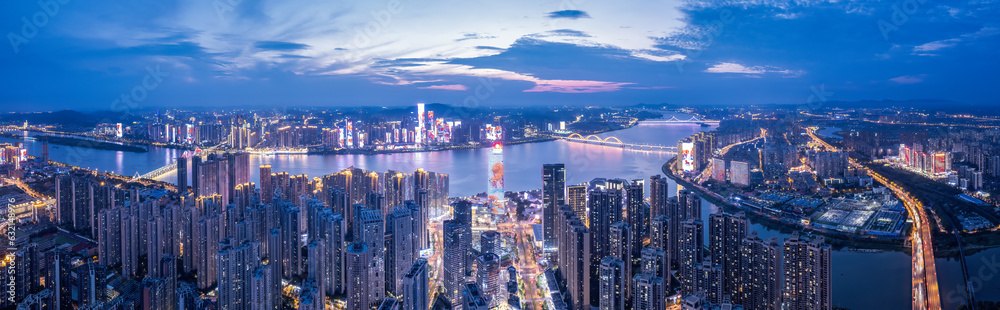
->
(704, 62, 804, 77)
(253, 41, 311, 51)
(418, 84, 469, 91)
(547, 10, 591, 19)
(912, 27, 1000, 55)
(889, 75, 926, 84)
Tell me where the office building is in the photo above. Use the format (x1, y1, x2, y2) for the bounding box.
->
(543, 164, 566, 250)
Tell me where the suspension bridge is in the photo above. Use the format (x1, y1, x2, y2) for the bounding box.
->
(642, 115, 720, 124)
(562, 133, 677, 154)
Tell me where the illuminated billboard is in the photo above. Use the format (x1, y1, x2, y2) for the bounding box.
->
(488, 142, 504, 211)
(681, 142, 695, 172)
(934, 153, 947, 174)
(417, 103, 425, 144)
(485, 124, 503, 141)
(711, 158, 726, 181)
(186, 124, 195, 143)
(115, 123, 123, 138)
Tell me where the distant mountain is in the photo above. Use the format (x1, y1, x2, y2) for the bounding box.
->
(823, 99, 999, 115)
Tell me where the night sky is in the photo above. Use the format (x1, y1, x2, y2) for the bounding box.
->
(2, 0, 998, 111)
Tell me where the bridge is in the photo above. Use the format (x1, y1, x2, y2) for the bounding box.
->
(642, 115, 720, 124)
(562, 133, 676, 154)
(131, 146, 219, 182)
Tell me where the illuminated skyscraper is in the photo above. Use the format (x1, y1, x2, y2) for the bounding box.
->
(177, 156, 187, 193)
(709, 212, 748, 301)
(625, 179, 645, 262)
(599, 256, 627, 310)
(443, 219, 470, 303)
(738, 232, 781, 310)
(632, 273, 665, 310)
(567, 184, 588, 223)
(260, 165, 272, 204)
(488, 142, 504, 211)
(346, 242, 373, 310)
(678, 219, 703, 295)
(542, 163, 566, 250)
(402, 259, 430, 310)
(782, 233, 832, 310)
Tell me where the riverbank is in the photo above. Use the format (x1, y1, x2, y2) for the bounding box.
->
(661, 158, 910, 252)
(26, 135, 149, 153)
(305, 136, 569, 156)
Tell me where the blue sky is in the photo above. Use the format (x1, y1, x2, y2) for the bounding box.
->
(1, 0, 998, 111)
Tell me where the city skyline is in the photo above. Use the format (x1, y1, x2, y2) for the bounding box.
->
(2, 1, 999, 111)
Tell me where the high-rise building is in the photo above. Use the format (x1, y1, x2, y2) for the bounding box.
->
(708, 212, 747, 300)
(625, 179, 645, 262)
(476, 254, 501, 305)
(782, 233, 832, 310)
(217, 239, 260, 310)
(738, 232, 781, 310)
(649, 175, 669, 218)
(386, 206, 416, 296)
(280, 204, 302, 278)
(608, 222, 632, 300)
(678, 219, 703, 295)
(197, 153, 229, 203)
(251, 264, 278, 310)
(48, 250, 73, 310)
(632, 273, 665, 310)
(567, 184, 588, 223)
(77, 263, 108, 305)
(196, 214, 222, 290)
(97, 207, 122, 267)
(695, 260, 723, 304)
(442, 219, 470, 303)
(599, 256, 627, 310)
(542, 163, 566, 250)
(260, 165, 273, 204)
(350, 206, 385, 304)
(587, 187, 624, 306)
(640, 247, 669, 280)
(402, 259, 430, 310)
(191, 155, 201, 196)
(177, 156, 188, 193)
(346, 242, 374, 310)
(556, 205, 591, 309)
(480, 230, 500, 257)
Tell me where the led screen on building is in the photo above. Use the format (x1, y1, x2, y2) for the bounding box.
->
(681, 142, 695, 172)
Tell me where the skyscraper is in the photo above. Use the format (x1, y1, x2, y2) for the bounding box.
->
(442, 219, 470, 303)
(402, 259, 429, 310)
(480, 230, 500, 257)
(542, 163, 566, 250)
(556, 205, 591, 309)
(632, 273, 665, 310)
(599, 256, 627, 310)
(708, 212, 748, 300)
(260, 165, 272, 204)
(217, 239, 261, 310)
(625, 179, 645, 262)
(346, 242, 374, 310)
(567, 184, 588, 223)
(280, 204, 302, 278)
(678, 219, 703, 295)
(782, 233, 832, 310)
(738, 232, 781, 310)
(177, 156, 188, 193)
(608, 222, 632, 300)
(386, 206, 416, 296)
(588, 187, 623, 306)
(476, 254, 501, 305)
(695, 260, 723, 304)
(648, 175, 669, 217)
(354, 205, 385, 302)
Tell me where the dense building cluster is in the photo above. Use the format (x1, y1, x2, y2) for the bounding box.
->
(6, 151, 454, 309)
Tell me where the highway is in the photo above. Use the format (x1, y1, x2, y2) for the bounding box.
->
(499, 221, 548, 310)
(806, 128, 941, 310)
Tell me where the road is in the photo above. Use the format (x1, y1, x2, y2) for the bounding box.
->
(499, 221, 547, 310)
(806, 127, 941, 310)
